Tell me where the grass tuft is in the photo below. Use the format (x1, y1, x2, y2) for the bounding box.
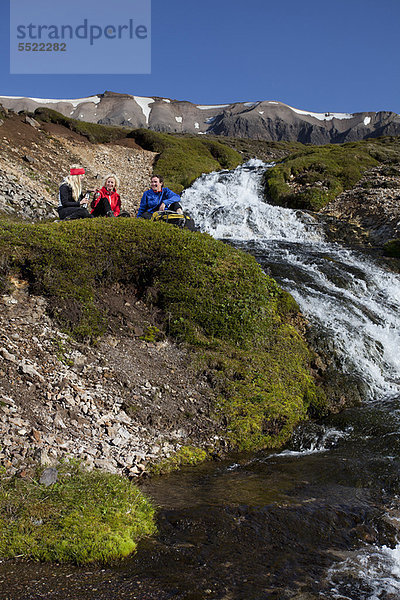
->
(150, 446, 208, 476)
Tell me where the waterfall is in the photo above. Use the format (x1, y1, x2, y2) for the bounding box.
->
(182, 160, 400, 399)
(182, 159, 324, 243)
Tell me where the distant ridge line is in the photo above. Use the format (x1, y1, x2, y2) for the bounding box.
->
(1, 92, 399, 143)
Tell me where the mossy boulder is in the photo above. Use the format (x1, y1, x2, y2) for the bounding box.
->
(262, 142, 378, 211)
(150, 446, 208, 476)
(0, 218, 324, 451)
(262, 136, 400, 211)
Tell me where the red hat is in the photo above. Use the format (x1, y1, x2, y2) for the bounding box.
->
(70, 167, 85, 175)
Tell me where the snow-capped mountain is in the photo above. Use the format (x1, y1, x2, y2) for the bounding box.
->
(1, 90, 399, 143)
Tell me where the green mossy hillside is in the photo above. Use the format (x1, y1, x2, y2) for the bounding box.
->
(0, 460, 156, 564)
(127, 129, 242, 192)
(207, 135, 305, 163)
(262, 137, 400, 211)
(33, 109, 242, 192)
(0, 218, 323, 451)
(34, 107, 129, 144)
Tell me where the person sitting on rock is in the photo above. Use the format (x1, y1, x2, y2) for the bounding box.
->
(137, 175, 183, 219)
(58, 165, 92, 220)
(91, 174, 130, 218)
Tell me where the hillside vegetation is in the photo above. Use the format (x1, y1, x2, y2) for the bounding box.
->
(34, 107, 129, 143)
(33, 108, 242, 193)
(128, 130, 242, 192)
(0, 218, 323, 451)
(263, 136, 400, 211)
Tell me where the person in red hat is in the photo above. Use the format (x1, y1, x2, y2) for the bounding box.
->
(58, 165, 93, 220)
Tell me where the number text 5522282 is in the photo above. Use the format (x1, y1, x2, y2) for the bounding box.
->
(18, 43, 67, 51)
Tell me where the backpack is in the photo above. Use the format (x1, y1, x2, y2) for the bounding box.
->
(151, 210, 195, 231)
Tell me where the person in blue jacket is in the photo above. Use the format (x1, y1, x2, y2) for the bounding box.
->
(137, 175, 183, 218)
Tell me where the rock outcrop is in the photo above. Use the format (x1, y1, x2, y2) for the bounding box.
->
(321, 165, 400, 244)
(2, 91, 400, 143)
(0, 170, 57, 221)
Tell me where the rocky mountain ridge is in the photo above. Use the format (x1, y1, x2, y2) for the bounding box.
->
(2, 90, 400, 144)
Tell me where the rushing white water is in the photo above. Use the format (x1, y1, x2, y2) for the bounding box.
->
(182, 160, 400, 398)
(270, 426, 351, 457)
(325, 543, 400, 599)
(183, 159, 324, 243)
(182, 160, 400, 597)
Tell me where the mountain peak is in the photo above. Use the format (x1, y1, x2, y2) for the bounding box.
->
(1, 93, 399, 143)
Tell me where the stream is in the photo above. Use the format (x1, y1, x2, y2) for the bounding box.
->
(1, 160, 400, 599)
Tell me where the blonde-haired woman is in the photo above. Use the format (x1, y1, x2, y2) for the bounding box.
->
(91, 174, 130, 218)
(58, 165, 92, 220)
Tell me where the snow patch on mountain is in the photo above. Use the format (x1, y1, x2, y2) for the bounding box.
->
(197, 104, 230, 110)
(133, 96, 154, 124)
(289, 105, 353, 121)
(0, 95, 101, 107)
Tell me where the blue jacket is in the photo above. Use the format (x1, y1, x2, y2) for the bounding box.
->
(137, 187, 180, 218)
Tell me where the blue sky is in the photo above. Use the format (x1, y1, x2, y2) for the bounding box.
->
(1, 0, 399, 113)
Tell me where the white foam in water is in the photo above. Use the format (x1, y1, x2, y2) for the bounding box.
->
(283, 246, 400, 396)
(325, 543, 400, 599)
(182, 160, 324, 243)
(183, 161, 400, 399)
(271, 427, 350, 458)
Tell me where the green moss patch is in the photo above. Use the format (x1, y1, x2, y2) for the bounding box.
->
(128, 130, 242, 192)
(0, 461, 156, 564)
(383, 238, 400, 258)
(263, 142, 379, 211)
(201, 329, 321, 451)
(0, 218, 323, 451)
(262, 137, 400, 211)
(150, 446, 208, 476)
